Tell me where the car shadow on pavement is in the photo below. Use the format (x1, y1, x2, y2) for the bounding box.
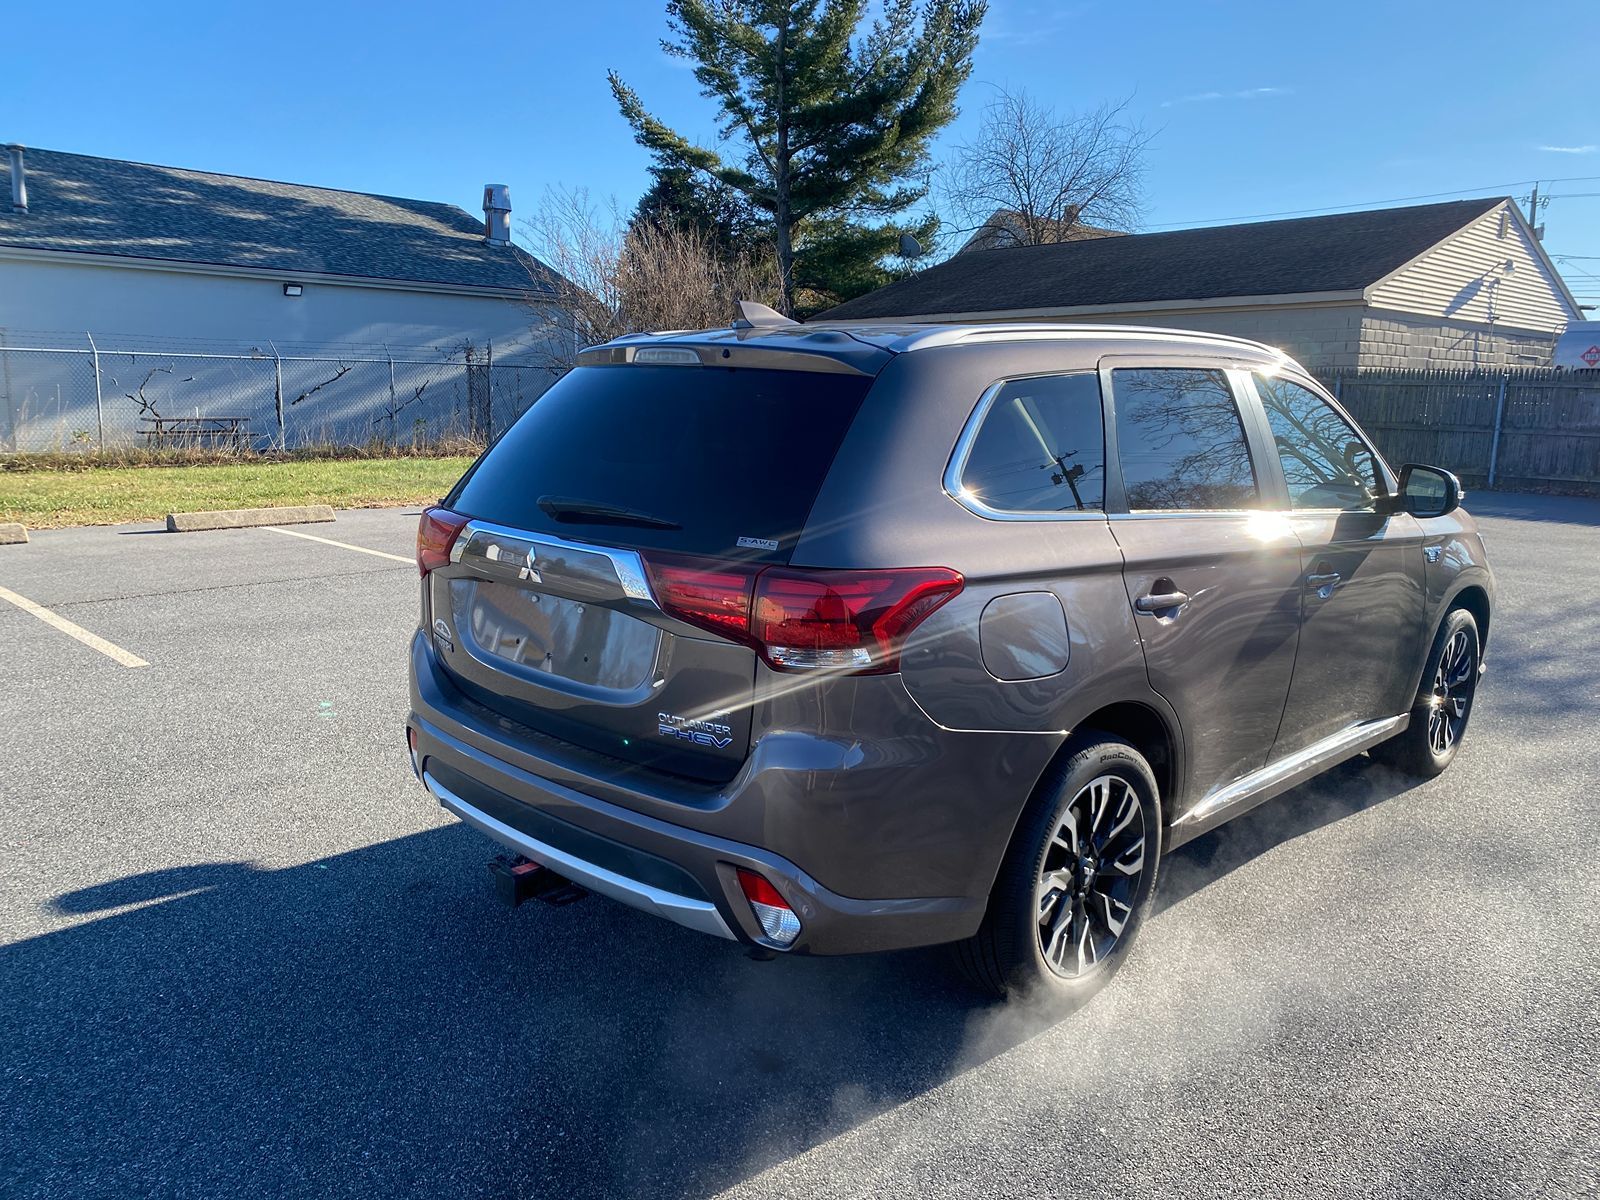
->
(3, 749, 1450, 1199)
(1157, 756, 1422, 914)
(4, 824, 996, 1198)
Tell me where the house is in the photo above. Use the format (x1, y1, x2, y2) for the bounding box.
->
(956, 206, 1124, 254)
(0, 144, 564, 358)
(825, 199, 1584, 371)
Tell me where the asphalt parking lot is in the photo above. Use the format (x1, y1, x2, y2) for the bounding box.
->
(3, 497, 1598, 1199)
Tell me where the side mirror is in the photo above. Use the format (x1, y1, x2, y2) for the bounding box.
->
(1385, 464, 1463, 519)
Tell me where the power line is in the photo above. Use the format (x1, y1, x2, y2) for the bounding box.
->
(1144, 175, 1600, 230)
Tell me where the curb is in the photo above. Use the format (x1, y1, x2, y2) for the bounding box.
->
(165, 505, 337, 533)
(0, 522, 28, 545)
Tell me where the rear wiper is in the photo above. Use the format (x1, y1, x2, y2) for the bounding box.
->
(537, 495, 682, 530)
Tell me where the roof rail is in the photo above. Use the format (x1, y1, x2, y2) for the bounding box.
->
(879, 322, 1286, 357)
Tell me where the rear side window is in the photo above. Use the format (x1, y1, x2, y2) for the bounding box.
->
(1111, 368, 1258, 511)
(957, 374, 1106, 514)
(447, 365, 871, 560)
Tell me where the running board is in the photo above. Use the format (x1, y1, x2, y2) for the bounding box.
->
(1168, 714, 1409, 851)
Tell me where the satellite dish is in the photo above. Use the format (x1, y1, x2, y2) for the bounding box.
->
(898, 233, 925, 259)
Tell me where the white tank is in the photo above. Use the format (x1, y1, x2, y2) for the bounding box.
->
(1553, 321, 1600, 370)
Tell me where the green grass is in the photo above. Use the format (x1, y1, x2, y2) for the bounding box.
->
(0, 456, 477, 528)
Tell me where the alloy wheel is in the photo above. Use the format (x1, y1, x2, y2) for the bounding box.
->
(1427, 629, 1476, 756)
(1036, 774, 1147, 978)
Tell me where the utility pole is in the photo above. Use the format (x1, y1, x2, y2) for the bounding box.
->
(1525, 182, 1546, 241)
(1051, 453, 1087, 511)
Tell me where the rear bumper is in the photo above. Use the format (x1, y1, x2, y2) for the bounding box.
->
(408, 632, 995, 955)
(423, 767, 738, 941)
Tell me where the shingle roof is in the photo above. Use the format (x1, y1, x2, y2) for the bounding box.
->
(823, 198, 1508, 320)
(956, 207, 1124, 254)
(0, 146, 561, 294)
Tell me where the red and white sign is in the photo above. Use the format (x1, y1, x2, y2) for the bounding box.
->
(1554, 322, 1600, 369)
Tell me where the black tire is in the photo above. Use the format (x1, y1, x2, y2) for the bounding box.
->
(1370, 607, 1481, 779)
(956, 734, 1162, 1003)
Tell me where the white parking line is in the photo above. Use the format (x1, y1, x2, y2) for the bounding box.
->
(0, 584, 149, 668)
(261, 526, 413, 564)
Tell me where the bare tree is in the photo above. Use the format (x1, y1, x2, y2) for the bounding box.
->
(945, 88, 1152, 251)
(520, 186, 782, 375)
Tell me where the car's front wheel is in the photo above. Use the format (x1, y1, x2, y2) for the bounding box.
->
(1370, 607, 1482, 778)
(957, 735, 1162, 1003)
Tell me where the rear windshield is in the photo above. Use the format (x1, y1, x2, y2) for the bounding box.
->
(445, 364, 872, 560)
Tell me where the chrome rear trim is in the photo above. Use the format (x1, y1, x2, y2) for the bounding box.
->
(424, 771, 736, 941)
(449, 519, 654, 603)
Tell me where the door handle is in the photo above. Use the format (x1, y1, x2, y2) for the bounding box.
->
(1134, 590, 1191, 614)
(1305, 569, 1344, 595)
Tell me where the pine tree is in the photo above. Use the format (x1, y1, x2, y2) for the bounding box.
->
(628, 161, 764, 259)
(610, 0, 985, 314)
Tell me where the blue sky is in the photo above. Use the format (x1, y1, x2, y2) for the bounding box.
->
(4, 0, 1597, 308)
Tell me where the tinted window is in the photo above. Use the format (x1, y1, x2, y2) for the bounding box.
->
(959, 374, 1106, 513)
(1256, 375, 1380, 511)
(447, 365, 870, 560)
(1111, 368, 1258, 511)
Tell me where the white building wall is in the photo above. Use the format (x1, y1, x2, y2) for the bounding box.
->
(1368, 203, 1576, 335)
(0, 253, 566, 450)
(0, 253, 549, 357)
(1359, 310, 1557, 369)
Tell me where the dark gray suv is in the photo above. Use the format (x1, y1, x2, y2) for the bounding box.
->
(406, 318, 1493, 1000)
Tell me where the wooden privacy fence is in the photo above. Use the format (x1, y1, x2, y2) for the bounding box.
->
(1321, 368, 1600, 495)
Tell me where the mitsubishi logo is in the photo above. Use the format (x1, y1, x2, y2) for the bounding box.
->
(517, 546, 541, 583)
(485, 540, 541, 583)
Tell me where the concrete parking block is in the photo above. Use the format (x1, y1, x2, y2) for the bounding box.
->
(0, 522, 28, 544)
(165, 504, 336, 533)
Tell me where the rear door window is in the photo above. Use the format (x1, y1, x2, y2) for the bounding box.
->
(957, 373, 1106, 514)
(446, 365, 872, 560)
(1110, 368, 1258, 511)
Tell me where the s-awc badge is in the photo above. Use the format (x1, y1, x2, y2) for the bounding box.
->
(736, 536, 779, 552)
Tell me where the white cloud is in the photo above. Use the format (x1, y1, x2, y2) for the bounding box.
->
(1538, 144, 1597, 155)
(1161, 86, 1290, 108)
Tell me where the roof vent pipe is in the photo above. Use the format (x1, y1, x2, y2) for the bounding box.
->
(7, 144, 25, 213)
(483, 184, 510, 246)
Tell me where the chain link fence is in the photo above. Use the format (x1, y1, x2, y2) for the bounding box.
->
(0, 336, 556, 452)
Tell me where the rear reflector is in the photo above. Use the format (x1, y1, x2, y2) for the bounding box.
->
(642, 555, 961, 675)
(416, 506, 469, 576)
(737, 868, 801, 946)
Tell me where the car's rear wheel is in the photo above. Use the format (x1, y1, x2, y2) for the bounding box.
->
(1370, 607, 1481, 778)
(956, 735, 1162, 1002)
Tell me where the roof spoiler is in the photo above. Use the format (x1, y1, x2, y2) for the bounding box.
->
(732, 300, 797, 330)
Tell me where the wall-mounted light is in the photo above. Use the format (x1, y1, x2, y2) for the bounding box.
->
(283, 283, 304, 297)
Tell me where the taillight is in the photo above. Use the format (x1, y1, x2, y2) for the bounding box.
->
(754, 567, 962, 672)
(416, 506, 469, 576)
(643, 556, 757, 639)
(642, 555, 962, 675)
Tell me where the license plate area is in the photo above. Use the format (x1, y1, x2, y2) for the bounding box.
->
(449, 578, 659, 693)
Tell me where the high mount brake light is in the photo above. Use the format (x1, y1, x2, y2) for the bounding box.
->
(642, 554, 962, 675)
(416, 507, 469, 576)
